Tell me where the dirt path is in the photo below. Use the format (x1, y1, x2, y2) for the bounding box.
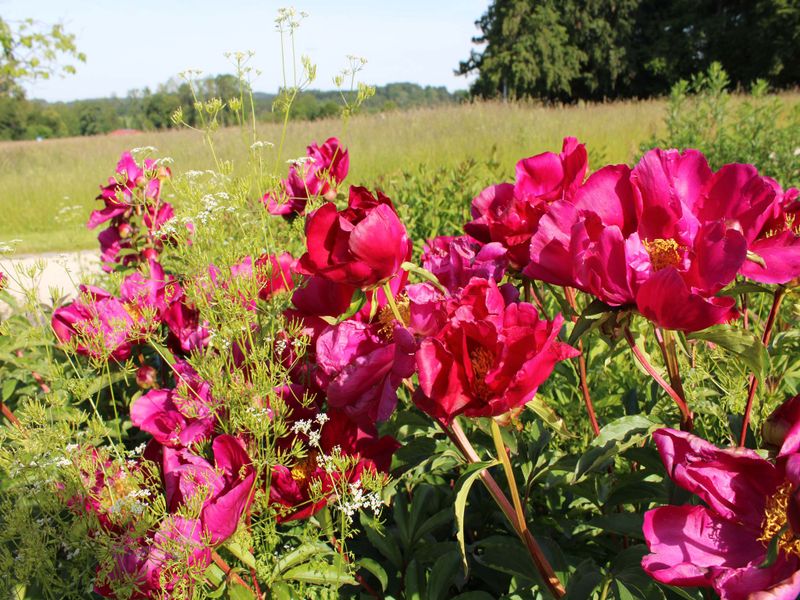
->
(0, 251, 100, 308)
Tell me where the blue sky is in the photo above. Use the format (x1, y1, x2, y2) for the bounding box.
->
(1, 0, 489, 102)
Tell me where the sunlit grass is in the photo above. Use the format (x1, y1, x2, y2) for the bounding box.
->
(0, 94, 793, 254)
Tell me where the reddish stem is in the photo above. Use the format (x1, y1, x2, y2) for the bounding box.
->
(1, 401, 20, 428)
(212, 551, 254, 593)
(443, 420, 566, 598)
(624, 327, 693, 431)
(564, 287, 600, 436)
(739, 288, 785, 447)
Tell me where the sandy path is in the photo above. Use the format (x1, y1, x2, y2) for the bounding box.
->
(0, 251, 100, 309)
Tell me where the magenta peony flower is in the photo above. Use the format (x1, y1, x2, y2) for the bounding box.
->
(130, 361, 216, 448)
(465, 137, 587, 269)
(266, 137, 350, 216)
(524, 149, 761, 331)
(160, 282, 211, 355)
(296, 186, 412, 289)
(739, 183, 800, 284)
(315, 319, 416, 423)
(255, 251, 295, 300)
(642, 427, 800, 600)
(421, 235, 507, 293)
(93, 516, 210, 600)
(52, 285, 136, 361)
(414, 278, 578, 424)
(159, 435, 255, 544)
(88, 152, 169, 230)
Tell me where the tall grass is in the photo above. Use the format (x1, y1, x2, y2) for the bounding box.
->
(0, 99, 675, 253)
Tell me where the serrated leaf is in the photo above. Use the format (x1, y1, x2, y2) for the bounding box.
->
(574, 415, 658, 481)
(687, 324, 767, 378)
(454, 460, 498, 574)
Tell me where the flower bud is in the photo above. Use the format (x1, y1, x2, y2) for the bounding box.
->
(763, 393, 800, 453)
(136, 365, 158, 389)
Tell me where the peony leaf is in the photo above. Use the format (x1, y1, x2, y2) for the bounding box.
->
(454, 460, 499, 574)
(401, 261, 449, 294)
(355, 557, 388, 592)
(526, 396, 575, 438)
(686, 324, 768, 379)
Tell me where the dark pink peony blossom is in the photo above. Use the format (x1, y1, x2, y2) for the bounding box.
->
(130, 360, 216, 448)
(738, 183, 800, 284)
(135, 365, 158, 389)
(52, 285, 136, 361)
(161, 282, 211, 355)
(525, 149, 758, 331)
(414, 278, 578, 424)
(93, 516, 210, 600)
(763, 393, 800, 455)
(315, 320, 416, 423)
(296, 186, 412, 289)
(266, 137, 349, 216)
(270, 409, 397, 522)
(642, 427, 800, 600)
(159, 435, 256, 544)
(421, 235, 507, 293)
(255, 252, 295, 300)
(465, 137, 587, 269)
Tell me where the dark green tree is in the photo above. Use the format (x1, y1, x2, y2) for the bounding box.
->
(459, 0, 800, 100)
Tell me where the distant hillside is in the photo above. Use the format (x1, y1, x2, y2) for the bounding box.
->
(0, 80, 467, 141)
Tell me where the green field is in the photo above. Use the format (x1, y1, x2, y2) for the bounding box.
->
(0, 99, 671, 254)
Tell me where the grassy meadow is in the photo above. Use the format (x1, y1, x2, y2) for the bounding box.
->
(0, 99, 670, 254)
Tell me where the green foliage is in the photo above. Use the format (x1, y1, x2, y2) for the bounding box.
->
(648, 62, 800, 188)
(461, 0, 800, 101)
(0, 17, 85, 98)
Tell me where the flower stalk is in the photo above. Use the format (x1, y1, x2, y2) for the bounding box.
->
(445, 419, 566, 598)
(739, 286, 786, 447)
(564, 287, 600, 436)
(624, 326, 693, 431)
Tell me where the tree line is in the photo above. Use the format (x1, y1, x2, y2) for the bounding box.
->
(0, 78, 463, 141)
(459, 0, 800, 101)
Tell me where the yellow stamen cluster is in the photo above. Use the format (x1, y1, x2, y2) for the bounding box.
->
(759, 481, 800, 558)
(290, 451, 319, 483)
(469, 347, 495, 401)
(376, 294, 410, 341)
(643, 238, 683, 271)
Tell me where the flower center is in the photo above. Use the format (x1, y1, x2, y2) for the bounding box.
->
(469, 347, 494, 401)
(376, 294, 410, 341)
(643, 238, 683, 271)
(759, 481, 800, 559)
(290, 451, 319, 483)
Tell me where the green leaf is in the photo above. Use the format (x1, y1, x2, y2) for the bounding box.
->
(281, 563, 356, 586)
(361, 513, 403, 570)
(149, 340, 176, 367)
(565, 560, 603, 599)
(401, 261, 448, 294)
(526, 396, 574, 438)
(687, 324, 767, 378)
(271, 542, 333, 577)
(405, 559, 423, 600)
(568, 298, 615, 345)
(454, 460, 498, 574)
(227, 582, 256, 600)
(451, 593, 494, 600)
(224, 541, 257, 571)
(337, 288, 367, 324)
(574, 415, 658, 481)
(426, 550, 462, 600)
(746, 249, 767, 268)
(356, 557, 388, 592)
(719, 281, 772, 296)
(2, 379, 18, 402)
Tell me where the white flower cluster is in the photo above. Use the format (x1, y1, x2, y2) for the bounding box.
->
(292, 413, 330, 449)
(339, 481, 383, 522)
(195, 192, 236, 225)
(251, 140, 275, 151)
(107, 488, 152, 516)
